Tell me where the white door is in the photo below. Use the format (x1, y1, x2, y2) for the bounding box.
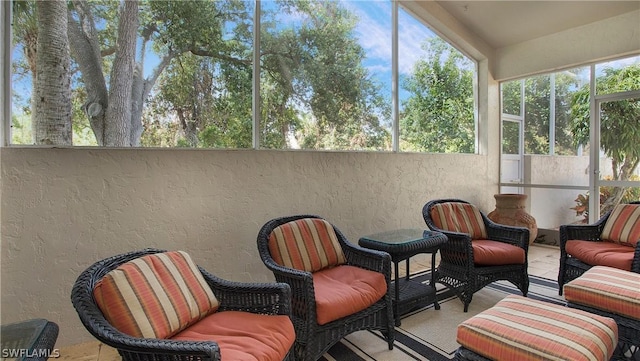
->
(500, 117, 524, 194)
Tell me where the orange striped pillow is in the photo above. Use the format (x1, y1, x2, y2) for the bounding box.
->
(601, 204, 640, 246)
(430, 202, 488, 239)
(269, 218, 346, 273)
(93, 251, 219, 339)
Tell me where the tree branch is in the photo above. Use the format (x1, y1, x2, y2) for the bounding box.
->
(188, 47, 251, 67)
(101, 46, 116, 57)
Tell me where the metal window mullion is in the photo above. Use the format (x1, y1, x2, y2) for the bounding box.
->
(252, 0, 261, 149)
(519, 79, 525, 184)
(594, 89, 640, 102)
(391, 0, 399, 152)
(1, 1, 11, 147)
(589, 64, 599, 224)
(549, 73, 555, 155)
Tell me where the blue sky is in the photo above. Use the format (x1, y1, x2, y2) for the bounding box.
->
(266, 0, 437, 103)
(346, 0, 436, 74)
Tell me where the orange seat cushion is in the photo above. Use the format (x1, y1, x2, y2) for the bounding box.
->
(564, 266, 640, 321)
(457, 295, 618, 361)
(472, 239, 526, 266)
(313, 265, 387, 325)
(565, 240, 635, 271)
(171, 311, 295, 361)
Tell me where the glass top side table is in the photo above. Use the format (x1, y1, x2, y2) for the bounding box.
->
(1, 319, 59, 360)
(359, 229, 447, 326)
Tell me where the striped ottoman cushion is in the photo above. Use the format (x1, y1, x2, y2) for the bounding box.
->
(564, 266, 640, 321)
(457, 295, 618, 361)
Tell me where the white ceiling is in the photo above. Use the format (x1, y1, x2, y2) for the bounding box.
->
(435, 1, 640, 48)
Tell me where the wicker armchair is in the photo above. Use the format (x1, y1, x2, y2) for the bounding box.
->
(422, 199, 530, 312)
(558, 201, 640, 295)
(71, 248, 295, 361)
(257, 215, 395, 361)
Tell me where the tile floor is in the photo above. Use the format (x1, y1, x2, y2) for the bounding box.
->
(57, 244, 561, 361)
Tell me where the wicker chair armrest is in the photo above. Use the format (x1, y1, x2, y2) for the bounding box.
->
(559, 223, 605, 249)
(485, 222, 529, 249)
(199, 268, 291, 315)
(632, 244, 640, 273)
(342, 242, 392, 277)
(435, 230, 474, 265)
(108, 336, 221, 360)
(258, 257, 316, 319)
(259, 256, 313, 283)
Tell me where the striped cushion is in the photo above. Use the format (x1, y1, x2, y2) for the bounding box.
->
(430, 202, 488, 239)
(269, 218, 346, 273)
(457, 295, 618, 361)
(93, 251, 219, 339)
(601, 204, 640, 246)
(564, 266, 640, 321)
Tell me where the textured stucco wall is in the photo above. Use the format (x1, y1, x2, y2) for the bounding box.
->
(0, 148, 497, 346)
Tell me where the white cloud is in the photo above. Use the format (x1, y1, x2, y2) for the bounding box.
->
(348, 2, 437, 75)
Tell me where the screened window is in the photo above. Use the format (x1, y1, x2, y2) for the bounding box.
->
(8, 0, 477, 152)
(398, 7, 477, 153)
(499, 55, 640, 229)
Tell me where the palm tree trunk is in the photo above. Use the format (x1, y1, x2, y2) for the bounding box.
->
(33, 0, 72, 145)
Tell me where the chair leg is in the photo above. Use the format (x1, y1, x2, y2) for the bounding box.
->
(519, 276, 529, 297)
(558, 274, 565, 296)
(558, 259, 566, 296)
(383, 328, 395, 350)
(463, 288, 473, 312)
(295, 341, 311, 361)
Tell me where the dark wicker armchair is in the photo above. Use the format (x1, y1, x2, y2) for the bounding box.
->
(257, 215, 395, 361)
(558, 201, 640, 294)
(423, 199, 530, 312)
(71, 248, 295, 361)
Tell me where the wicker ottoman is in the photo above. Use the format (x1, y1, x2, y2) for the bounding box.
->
(564, 266, 640, 360)
(454, 295, 618, 361)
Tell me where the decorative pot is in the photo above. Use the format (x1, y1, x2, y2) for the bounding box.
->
(487, 193, 538, 245)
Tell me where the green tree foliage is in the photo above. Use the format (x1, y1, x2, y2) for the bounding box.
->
(522, 75, 551, 154)
(259, 0, 391, 150)
(11, 0, 463, 152)
(400, 37, 474, 153)
(502, 81, 521, 116)
(570, 64, 640, 212)
(521, 72, 581, 155)
(502, 69, 585, 156)
(10, 113, 32, 144)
